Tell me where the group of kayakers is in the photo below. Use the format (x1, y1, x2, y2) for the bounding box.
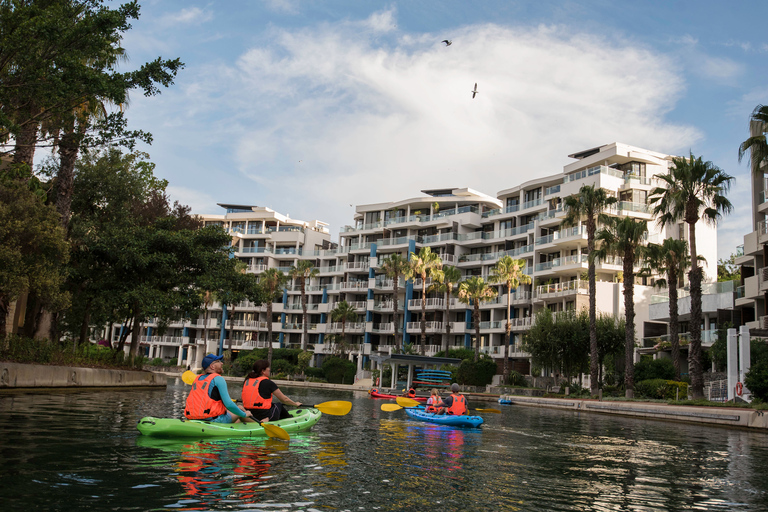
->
(184, 353, 302, 424)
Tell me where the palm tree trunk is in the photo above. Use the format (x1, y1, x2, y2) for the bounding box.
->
(504, 282, 512, 382)
(301, 280, 308, 350)
(420, 280, 426, 355)
(687, 220, 704, 399)
(588, 219, 599, 396)
(473, 302, 480, 362)
(129, 308, 142, 359)
(393, 275, 401, 352)
(56, 128, 81, 231)
(623, 250, 636, 399)
(443, 289, 450, 353)
(267, 301, 274, 365)
(668, 266, 681, 381)
(12, 106, 39, 169)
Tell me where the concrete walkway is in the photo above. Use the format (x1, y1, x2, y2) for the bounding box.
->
(0, 362, 166, 389)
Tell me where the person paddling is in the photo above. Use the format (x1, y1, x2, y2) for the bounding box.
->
(184, 354, 252, 423)
(426, 388, 441, 413)
(242, 360, 302, 422)
(436, 383, 468, 415)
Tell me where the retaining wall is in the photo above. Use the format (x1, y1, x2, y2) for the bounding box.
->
(0, 362, 166, 388)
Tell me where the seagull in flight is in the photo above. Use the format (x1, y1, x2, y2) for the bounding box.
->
(471, 83, 478, 99)
(441, 40, 452, 46)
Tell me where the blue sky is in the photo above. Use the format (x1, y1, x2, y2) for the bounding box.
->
(119, 0, 768, 260)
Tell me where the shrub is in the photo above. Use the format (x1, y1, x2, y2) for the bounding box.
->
(322, 357, 356, 384)
(150, 358, 163, 366)
(635, 379, 689, 400)
(634, 357, 675, 382)
(305, 367, 325, 379)
(168, 358, 177, 366)
(745, 361, 768, 401)
(456, 357, 496, 386)
(506, 370, 526, 387)
(271, 359, 298, 376)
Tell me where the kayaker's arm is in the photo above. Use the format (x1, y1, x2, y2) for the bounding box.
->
(273, 388, 302, 407)
(212, 376, 247, 418)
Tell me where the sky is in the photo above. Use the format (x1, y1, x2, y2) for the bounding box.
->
(116, 0, 768, 260)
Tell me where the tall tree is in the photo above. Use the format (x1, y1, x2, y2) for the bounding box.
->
(429, 265, 462, 354)
(289, 259, 318, 350)
(649, 153, 734, 399)
(489, 256, 532, 382)
(738, 104, 768, 178)
(457, 276, 497, 362)
(408, 247, 442, 355)
(594, 216, 648, 398)
(561, 184, 617, 396)
(331, 300, 357, 358)
(642, 238, 692, 381)
(380, 253, 409, 352)
(259, 268, 287, 365)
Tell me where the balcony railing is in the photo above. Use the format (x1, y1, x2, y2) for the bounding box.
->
(651, 280, 738, 303)
(482, 203, 520, 218)
(536, 279, 588, 296)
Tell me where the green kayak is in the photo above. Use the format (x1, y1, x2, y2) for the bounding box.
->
(137, 408, 322, 438)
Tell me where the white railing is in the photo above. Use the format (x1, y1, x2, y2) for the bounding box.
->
(406, 321, 444, 333)
(408, 298, 445, 308)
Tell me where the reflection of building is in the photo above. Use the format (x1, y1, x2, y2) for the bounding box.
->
(107, 142, 718, 377)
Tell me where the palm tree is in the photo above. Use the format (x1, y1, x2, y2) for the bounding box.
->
(331, 300, 358, 358)
(289, 259, 319, 350)
(380, 253, 409, 352)
(642, 238, 694, 381)
(738, 104, 768, 182)
(457, 276, 498, 362)
(649, 153, 734, 399)
(489, 256, 532, 382)
(259, 268, 287, 364)
(594, 216, 648, 399)
(561, 184, 617, 397)
(408, 247, 443, 355)
(429, 265, 462, 354)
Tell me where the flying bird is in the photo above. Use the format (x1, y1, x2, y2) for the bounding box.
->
(441, 40, 452, 46)
(471, 83, 478, 99)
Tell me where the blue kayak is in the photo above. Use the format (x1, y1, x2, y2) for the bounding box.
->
(405, 407, 484, 428)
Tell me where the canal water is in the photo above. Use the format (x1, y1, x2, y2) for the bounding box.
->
(1, 378, 767, 511)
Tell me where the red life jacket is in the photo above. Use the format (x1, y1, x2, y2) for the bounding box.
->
(242, 376, 272, 410)
(185, 374, 228, 419)
(407, 388, 416, 397)
(446, 393, 467, 415)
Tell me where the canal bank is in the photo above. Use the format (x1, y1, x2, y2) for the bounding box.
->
(0, 362, 166, 389)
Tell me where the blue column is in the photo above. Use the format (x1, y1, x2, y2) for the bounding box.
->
(464, 307, 472, 348)
(147, 326, 153, 337)
(182, 326, 189, 337)
(365, 243, 377, 345)
(218, 304, 228, 356)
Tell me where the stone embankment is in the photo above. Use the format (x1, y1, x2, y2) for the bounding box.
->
(0, 362, 166, 389)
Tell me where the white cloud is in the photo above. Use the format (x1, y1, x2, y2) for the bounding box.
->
(167, 185, 217, 216)
(130, 14, 704, 233)
(159, 7, 213, 26)
(363, 8, 398, 33)
(262, 0, 300, 15)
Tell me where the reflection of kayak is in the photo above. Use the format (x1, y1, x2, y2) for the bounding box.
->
(405, 407, 484, 428)
(369, 389, 427, 402)
(137, 408, 322, 438)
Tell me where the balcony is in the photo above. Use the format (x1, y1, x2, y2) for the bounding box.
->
(640, 329, 718, 349)
(345, 261, 370, 272)
(482, 204, 520, 219)
(536, 279, 588, 298)
(326, 322, 365, 333)
(240, 246, 271, 254)
(406, 321, 445, 333)
(564, 164, 623, 183)
(408, 298, 445, 310)
(371, 323, 395, 333)
(372, 301, 401, 312)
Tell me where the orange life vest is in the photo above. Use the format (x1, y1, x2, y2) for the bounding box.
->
(242, 376, 272, 410)
(426, 397, 439, 413)
(407, 388, 416, 397)
(446, 393, 467, 415)
(185, 374, 228, 419)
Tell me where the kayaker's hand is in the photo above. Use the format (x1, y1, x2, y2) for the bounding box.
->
(244, 410, 253, 419)
(294, 402, 302, 407)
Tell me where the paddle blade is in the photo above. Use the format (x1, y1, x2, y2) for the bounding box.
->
(475, 408, 501, 414)
(261, 422, 290, 441)
(313, 401, 352, 416)
(396, 397, 420, 408)
(181, 371, 197, 385)
(381, 404, 403, 412)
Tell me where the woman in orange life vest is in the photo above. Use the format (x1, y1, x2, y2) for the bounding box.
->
(242, 359, 302, 422)
(436, 383, 468, 415)
(426, 388, 441, 413)
(185, 354, 253, 423)
(402, 385, 417, 398)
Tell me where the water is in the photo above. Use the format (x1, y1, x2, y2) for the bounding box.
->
(1, 379, 768, 511)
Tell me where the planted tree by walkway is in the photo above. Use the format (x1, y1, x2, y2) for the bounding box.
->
(330, 300, 358, 358)
(380, 253, 409, 352)
(289, 260, 318, 350)
(489, 255, 531, 382)
(457, 276, 497, 362)
(429, 265, 462, 354)
(408, 247, 442, 355)
(259, 268, 288, 365)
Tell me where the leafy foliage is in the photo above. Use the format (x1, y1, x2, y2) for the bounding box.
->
(522, 309, 590, 382)
(634, 379, 689, 400)
(717, 253, 741, 283)
(321, 357, 356, 384)
(633, 357, 676, 382)
(456, 357, 497, 386)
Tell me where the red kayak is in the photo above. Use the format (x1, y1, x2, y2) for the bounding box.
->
(369, 389, 428, 402)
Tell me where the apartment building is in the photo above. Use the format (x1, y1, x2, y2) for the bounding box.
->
(121, 142, 719, 377)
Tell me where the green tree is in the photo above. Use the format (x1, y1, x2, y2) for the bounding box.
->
(330, 300, 357, 358)
(745, 339, 768, 401)
(738, 104, 768, 177)
(489, 256, 531, 382)
(594, 216, 648, 398)
(259, 268, 287, 365)
(642, 238, 692, 381)
(289, 259, 319, 350)
(429, 265, 462, 354)
(561, 184, 617, 396)
(596, 314, 625, 386)
(379, 253, 409, 352)
(457, 276, 497, 362)
(717, 253, 741, 283)
(408, 247, 442, 355)
(649, 153, 734, 399)
(522, 308, 590, 383)
(0, 174, 69, 337)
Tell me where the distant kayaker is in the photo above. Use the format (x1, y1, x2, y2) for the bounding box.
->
(403, 385, 417, 398)
(242, 359, 303, 422)
(436, 383, 468, 415)
(184, 354, 253, 423)
(426, 389, 441, 413)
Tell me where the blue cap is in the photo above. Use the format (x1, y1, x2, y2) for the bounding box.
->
(202, 354, 223, 369)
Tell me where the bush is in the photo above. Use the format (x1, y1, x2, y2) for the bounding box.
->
(506, 370, 526, 387)
(168, 358, 177, 366)
(322, 357, 356, 384)
(150, 357, 163, 366)
(456, 357, 496, 386)
(634, 357, 675, 382)
(271, 359, 298, 376)
(305, 367, 325, 379)
(635, 379, 689, 400)
(434, 348, 475, 361)
(745, 361, 768, 401)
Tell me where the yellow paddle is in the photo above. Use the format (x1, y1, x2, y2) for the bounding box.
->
(300, 401, 352, 416)
(381, 403, 406, 412)
(181, 370, 197, 385)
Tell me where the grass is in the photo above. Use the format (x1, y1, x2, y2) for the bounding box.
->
(0, 334, 146, 371)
